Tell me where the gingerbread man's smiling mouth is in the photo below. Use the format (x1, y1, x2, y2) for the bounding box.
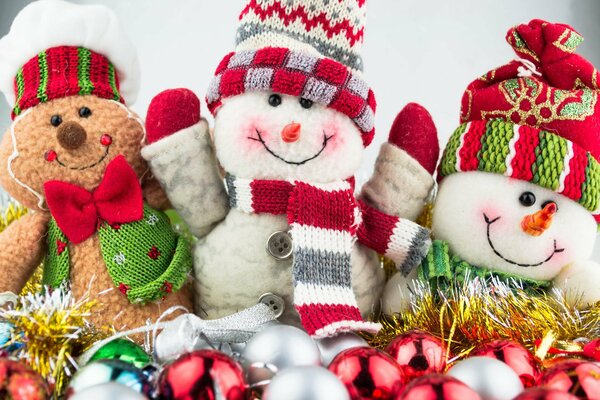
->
(483, 213, 564, 267)
(248, 129, 333, 166)
(55, 145, 110, 171)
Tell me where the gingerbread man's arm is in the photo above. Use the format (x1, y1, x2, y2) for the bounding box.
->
(0, 211, 49, 294)
(142, 174, 172, 211)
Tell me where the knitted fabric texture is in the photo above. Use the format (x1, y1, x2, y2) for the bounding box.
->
(439, 119, 600, 222)
(418, 240, 552, 293)
(12, 46, 123, 119)
(43, 205, 192, 304)
(236, 0, 367, 73)
(226, 174, 430, 337)
(207, 47, 376, 146)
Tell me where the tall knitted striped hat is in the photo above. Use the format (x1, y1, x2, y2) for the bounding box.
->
(439, 20, 600, 222)
(0, 0, 140, 119)
(207, 0, 377, 146)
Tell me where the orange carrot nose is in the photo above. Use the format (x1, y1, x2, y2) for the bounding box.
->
(281, 122, 301, 143)
(521, 202, 557, 236)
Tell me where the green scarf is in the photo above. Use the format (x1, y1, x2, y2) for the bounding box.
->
(418, 240, 552, 293)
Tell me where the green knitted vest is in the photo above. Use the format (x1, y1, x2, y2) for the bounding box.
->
(42, 204, 192, 304)
(418, 240, 552, 293)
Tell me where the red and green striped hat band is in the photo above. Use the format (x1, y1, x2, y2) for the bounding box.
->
(11, 46, 123, 119)
(438, 119, 600, 223)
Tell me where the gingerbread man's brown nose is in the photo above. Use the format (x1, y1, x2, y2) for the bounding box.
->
(57, 121, 87, 150)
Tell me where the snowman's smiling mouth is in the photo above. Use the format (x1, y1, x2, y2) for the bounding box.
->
(483, 213, 564, 267)
(249, 129, 334, 165)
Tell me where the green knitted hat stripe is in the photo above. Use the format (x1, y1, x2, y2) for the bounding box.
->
(581, 152, 600, 212)
(440, 124, 467, 176)
(78, 47, 94, 95)
(478, 120, 514, 175)
(13, 68, 24, 116)
(36, 51, 48, 104)
(532, 131, 566, 191)
(439, 120, 600, 215)
(107, 63, 120, 101)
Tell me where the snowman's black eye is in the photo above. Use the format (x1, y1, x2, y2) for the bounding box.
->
(519, 191, 536, 207)
(79, 106, 92, 118)
(299, 98, 313, 109)
(50, 115, 62, 127)
(268, 94, 282, 107)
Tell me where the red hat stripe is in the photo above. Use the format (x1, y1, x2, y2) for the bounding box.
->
(45, 47, 69, 102)
(17, 54, 42, 114)
(458, 121, 486, 172)
(510, 125, 540, 182)
(90, 50, 109, 98)
(561, 143, 587, 201)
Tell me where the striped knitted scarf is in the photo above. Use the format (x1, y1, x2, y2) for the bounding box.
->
(226, 174, 431, 338)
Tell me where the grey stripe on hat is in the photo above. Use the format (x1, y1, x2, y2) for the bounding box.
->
(236, 22, 364, 72)
(347, 74, 369, 99)
(293, 247, 352, 286)
(286, 51, 319, 73)
(228, 50, 256, 68)
(302, 77, 338, 104)
(355, 106, 375, 132)
(206, 75, 221, 104)
(245, 68, 274, 91)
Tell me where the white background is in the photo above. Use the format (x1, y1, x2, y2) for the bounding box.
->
(0, 0, 599, 261)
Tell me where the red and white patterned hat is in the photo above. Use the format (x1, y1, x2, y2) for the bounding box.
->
(206, 0, 377, 146)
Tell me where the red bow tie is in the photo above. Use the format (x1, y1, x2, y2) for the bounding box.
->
(44, 155, 144, 244)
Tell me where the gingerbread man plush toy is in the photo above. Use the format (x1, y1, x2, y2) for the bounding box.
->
(0, 0, 193, 333)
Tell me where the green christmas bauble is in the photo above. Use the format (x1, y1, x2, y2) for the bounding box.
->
(88, 339, 151, 369)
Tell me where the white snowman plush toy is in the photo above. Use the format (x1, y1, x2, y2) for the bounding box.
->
(383, 19, 600, 313)
(142, 0, 438, 337)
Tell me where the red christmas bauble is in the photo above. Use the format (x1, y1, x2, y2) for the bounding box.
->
(0, 358, 49, 400)
(395, 374, 481, 400)
(513, 388, 579, 400)
(328, 347, 406, 400)
(540, 359, 600, 397)
(158, 350, 247, 400)
(471, 340, 540, 387)
(385, 330, 446, 380)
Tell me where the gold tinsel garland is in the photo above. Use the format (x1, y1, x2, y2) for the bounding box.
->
(369, 278, 600, 364)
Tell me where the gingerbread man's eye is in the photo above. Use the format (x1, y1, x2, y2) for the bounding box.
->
(79, 106, 92, 118)
(50, 115, 62, 127)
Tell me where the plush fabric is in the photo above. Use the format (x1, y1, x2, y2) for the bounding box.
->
(44, 155, 144, 244)
(0, 94, 194, 338)
(207, 47, 376, 146)
(11, 46, 123, 118)
(225, 174, 429, 336)
(236, 0, 367, 73)
(460, 20, 600, 161)
(146, 89, 201, 144)
(0, 0, 139, 107)
(387, 103, 440, 175)
(439, 120, 600, 220)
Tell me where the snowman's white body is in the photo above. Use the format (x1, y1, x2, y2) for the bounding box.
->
(143, 92, 432, 324)
(383, 171, 600, 313)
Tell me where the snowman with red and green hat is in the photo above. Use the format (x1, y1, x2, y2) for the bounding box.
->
(384, 19, 600, 313)
(142, 0, 439, 338)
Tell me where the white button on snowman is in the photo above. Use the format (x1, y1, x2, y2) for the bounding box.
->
(384, 20, 600, 313)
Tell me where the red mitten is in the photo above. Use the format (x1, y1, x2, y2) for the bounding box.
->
(388, 103, 439, 175)
(146, 88, 201, 144)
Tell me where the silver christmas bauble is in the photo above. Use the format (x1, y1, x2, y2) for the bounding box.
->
(315, 333, 368, 366)
(68, 382, 147, 400)
(263, 366, 349, 400)
(447, 356, 524, 400)
(241, 325, 321, 386)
